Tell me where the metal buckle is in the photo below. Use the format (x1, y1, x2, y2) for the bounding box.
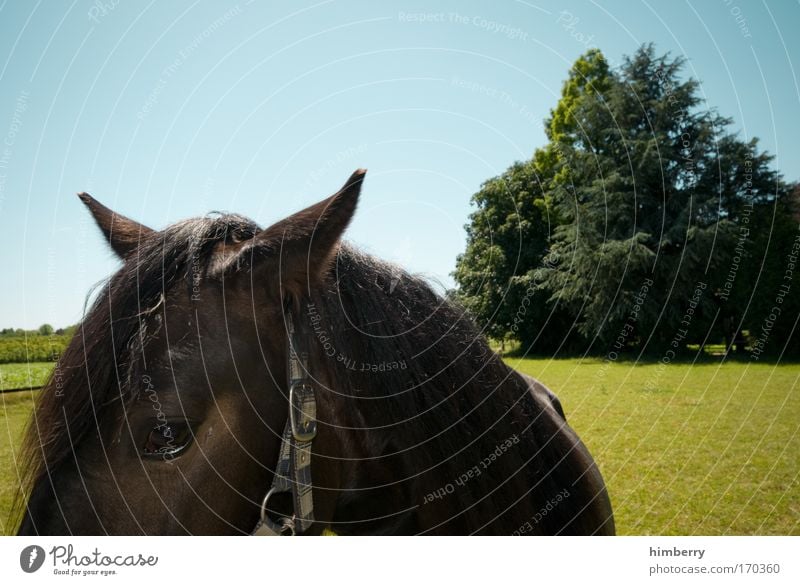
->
(289, 382, 317, 442)
(253, 487, 295, 536)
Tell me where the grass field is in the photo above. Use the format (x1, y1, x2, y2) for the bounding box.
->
(1, 359, 798, 535)
(509, 357, 800, 535)
(0, 361, 53, 391)
(0, 362, 52, 534)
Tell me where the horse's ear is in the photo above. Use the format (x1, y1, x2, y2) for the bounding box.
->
(77, 193, 155, 258)
(256, 168, 366, 294)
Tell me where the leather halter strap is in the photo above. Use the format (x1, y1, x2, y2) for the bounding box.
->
(251, 312, 317, 536)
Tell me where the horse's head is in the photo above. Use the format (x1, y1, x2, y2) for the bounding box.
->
(16, 170, 366, 535)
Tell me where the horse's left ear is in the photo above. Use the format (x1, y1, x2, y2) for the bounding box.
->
(256, 168, 366, 295)
(78, 193, 155, 258)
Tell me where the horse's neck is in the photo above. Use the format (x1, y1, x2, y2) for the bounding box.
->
(315, 388, 421, 535)
(329, 480, 419, 535)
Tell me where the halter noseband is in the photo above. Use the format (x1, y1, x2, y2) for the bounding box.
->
(251, 312, 318, 536)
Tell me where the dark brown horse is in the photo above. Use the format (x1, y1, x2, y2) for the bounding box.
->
(15, 170, 614, 535)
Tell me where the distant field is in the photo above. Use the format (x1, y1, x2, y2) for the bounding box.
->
(0, 362, 53, 391)
(1, 359, 798, 535)
(0, 336, 70, 364)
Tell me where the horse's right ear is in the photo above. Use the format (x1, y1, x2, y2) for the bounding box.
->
(255, 168, 366, 296)
(78, 193, 155, 258)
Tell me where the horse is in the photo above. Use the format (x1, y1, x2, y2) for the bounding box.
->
(15, 169, 614, 535)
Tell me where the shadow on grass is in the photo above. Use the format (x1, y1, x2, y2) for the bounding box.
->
(499, 347, 800, 365)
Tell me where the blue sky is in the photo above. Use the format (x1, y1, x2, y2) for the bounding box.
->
(0, 0, 797, 329)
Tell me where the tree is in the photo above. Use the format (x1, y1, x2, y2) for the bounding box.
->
(456, 44, 795, 356)
(454, 161, 547, 344)
(540, 45, 793, 353)
(723, 182, 800, 357)
(453, 50, 614, 352)
(37, 324, 54, 336)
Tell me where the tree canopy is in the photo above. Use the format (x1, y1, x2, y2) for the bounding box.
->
(455, 44, 798, 357)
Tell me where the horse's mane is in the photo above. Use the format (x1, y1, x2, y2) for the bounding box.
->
(308, 246, 541, 530)
(313, 245, 523, 429)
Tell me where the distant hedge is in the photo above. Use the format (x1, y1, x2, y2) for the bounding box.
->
(0, 335, 71, 364)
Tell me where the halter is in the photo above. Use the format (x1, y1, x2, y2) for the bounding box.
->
(251, 312, 318, 536)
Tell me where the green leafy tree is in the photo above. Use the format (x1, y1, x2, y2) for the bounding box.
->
(457, 44, 795, 356)
(453, 161, 549, 344)
(722, 182, 799, 357)
(453, 50, 614, 352)
(540, 45, 787, 352)
(37, 324, 54, 336)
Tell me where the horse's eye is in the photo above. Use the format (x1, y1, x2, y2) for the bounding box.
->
(143, 421, 193, 458)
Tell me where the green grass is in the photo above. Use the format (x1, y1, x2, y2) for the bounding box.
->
(1, 359, 798, 535)
(0, 362, 54, 391)
(508, 357, 800, 535)
(0, 362, 52, 534)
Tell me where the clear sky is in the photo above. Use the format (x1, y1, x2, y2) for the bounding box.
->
(0, 0, 797, 329)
